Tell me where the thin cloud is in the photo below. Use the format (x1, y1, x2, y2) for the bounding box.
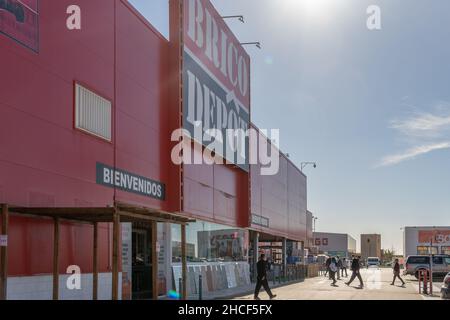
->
(376, 142, 450, 168)
(376, 103, 450, 168)
(390, 112, 450, 138)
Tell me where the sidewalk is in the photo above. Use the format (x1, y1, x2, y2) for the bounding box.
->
(232, 269, 433, 300)
(187, 278, 306, 300)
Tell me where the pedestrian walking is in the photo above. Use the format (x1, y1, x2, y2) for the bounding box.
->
(391, 259, 405, 286)
(345, 255, 364, 288)
(341, 257, 348, 277)
(254, 254, 277, 300)
(329, 257, 338, 286)
(324, 256, 332, 279)
(336, 256, 342, 280)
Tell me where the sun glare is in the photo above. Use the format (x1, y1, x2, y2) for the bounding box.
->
(284, 0, 337, 19)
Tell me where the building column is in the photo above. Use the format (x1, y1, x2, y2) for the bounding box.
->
(112, 211, 120, 300)
(93, 222, 98, 300)
(181, 224, 187, 300)
(282, 238, 287, 278)
(152, 221, 158, 300)
(0, 204, 9, 300)
(253, 232, 259, 282)
(52, 218, 60, 300)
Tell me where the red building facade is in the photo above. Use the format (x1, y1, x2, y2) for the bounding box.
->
(0, 0, 309, 300)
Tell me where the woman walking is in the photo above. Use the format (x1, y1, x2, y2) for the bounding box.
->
(391, 259, 405, 286)
(329, 257, 338, 286)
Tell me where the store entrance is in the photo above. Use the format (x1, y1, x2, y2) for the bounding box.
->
(132, 225, 153, 300)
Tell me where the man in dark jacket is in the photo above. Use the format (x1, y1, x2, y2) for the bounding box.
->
(254, 254, 277, 300)
(391, 259, 405, 286)
(345, 255, 364, 288)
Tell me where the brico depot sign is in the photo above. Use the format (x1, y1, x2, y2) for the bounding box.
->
(0, 0, 39, 52)
(183, 0, 250, 172)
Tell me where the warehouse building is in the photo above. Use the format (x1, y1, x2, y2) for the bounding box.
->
(403, 226, 450, 257)
(0, 0, 311, 300)
(361, 234, 382, 260)
(313, 232, 356, 259)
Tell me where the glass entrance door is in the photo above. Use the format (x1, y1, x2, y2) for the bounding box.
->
(132, 227, 152, 300)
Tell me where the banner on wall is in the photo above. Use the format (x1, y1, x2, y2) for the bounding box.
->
(182, 0, 250, 172)
(0, 0, 39, 51)
(158, 223, 173, 296)
(418, 230, 450, 244)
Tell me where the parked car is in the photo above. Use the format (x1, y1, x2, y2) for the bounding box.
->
(441, 272, 450, 300)
(441, 272, 450, 299)
(404, 255, 450, 279)
(366, 257, 380, 268)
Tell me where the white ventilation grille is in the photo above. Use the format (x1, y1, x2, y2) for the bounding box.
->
(75, 84, 112, 141)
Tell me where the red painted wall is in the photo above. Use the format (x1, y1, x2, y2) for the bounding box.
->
(182, 147, 249, 228)
(0, 0, 171, 276)
(114, 1, 172, 211)
(7, 216, 111, 276)
(250, 125, 308, 242)
(169, 0, 250, 228)
(0, 0, 307, 280)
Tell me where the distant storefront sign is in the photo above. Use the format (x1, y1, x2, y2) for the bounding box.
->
(322, 238, 329, 246)
(326, 251, 348, 258)
(96, 162, 166, 201)
(418, 230, 450, 244)
(315, 238, 321, 246)
(251, 214, 269, 228)
(0, 0, 39, 52)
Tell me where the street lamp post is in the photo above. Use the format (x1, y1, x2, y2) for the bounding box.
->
(221, 15, 245, 23)
(313, 216, 318, 255)
(429, 235, 434, 295)
(313, 217, 318, 234)
(240, 42, 262, 49)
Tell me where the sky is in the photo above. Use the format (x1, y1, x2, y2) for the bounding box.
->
(129, 0, 450, 254)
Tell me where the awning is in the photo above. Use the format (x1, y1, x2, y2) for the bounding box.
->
(8, 201, 195, 224)
(1, 202, 194, 301)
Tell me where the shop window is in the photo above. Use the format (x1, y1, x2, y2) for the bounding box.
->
(441, 246, 450, 255)
(417, 246, 438, 255)
(171, 222, 248, 263)
(75, 83, 112, 141)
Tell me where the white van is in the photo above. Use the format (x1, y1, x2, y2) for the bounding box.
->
(367, 257, 380, 268)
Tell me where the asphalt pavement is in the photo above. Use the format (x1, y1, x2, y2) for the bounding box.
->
(233, 268, 443, 300)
